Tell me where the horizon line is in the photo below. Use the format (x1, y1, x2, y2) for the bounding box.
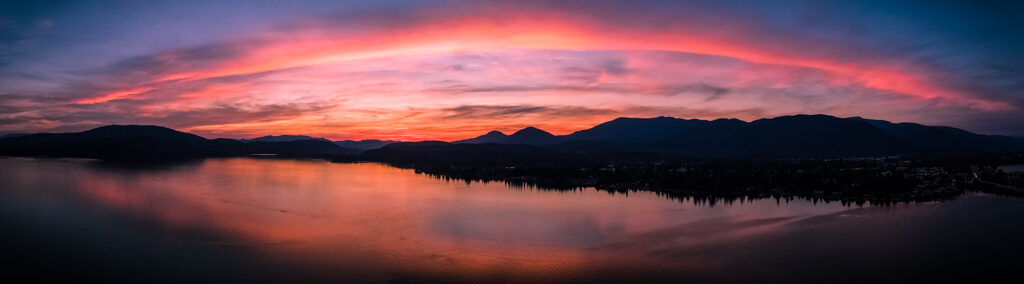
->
(4, 113, 1015, 142)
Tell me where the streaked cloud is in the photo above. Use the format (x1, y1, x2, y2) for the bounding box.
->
(1, 0, 1022, 139)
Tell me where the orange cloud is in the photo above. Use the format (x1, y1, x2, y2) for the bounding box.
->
(124, 8, 1003, 111)
(52, 4, 1016, 140)
(75, 87, 155, 104)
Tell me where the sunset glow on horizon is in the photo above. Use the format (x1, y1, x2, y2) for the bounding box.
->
(2, 0, 1022, 141)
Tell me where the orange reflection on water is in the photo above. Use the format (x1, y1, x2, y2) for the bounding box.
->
(46, 158, 853, 281)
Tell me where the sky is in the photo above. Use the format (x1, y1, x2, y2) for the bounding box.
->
(1, 0, 1022, 141)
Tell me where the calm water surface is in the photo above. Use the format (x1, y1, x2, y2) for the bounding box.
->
(1, 157, 1022, 282)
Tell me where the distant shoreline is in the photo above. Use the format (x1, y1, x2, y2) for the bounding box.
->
(333, 153, 1024, 205)
(4, 154, 1023, 205)
(998, 164, 1024, 173)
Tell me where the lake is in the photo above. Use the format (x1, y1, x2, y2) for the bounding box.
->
(1, 157, 1021, 282)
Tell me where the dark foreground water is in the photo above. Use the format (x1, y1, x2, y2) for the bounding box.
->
(1, 157, 1022, 283)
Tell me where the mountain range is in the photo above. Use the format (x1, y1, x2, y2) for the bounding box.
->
(0, 125, 359, 159)
(449, 114, 1024, 156)
(242, 135, 398, 151)
(453, 127, 560, 145)
(2, 114, 1023, 160)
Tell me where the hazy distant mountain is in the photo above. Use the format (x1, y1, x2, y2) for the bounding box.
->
(241, 135, 398, 152)
(0, 125, 358, 159)
(455, 127, 558, 145)
(362, 141, 570, 164)
(241, 140, 356, 156)
(241, 135, 332, 143)
(333, 139, 399, 151)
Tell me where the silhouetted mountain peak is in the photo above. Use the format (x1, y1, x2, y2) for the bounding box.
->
(87, 124, 177, 133)
(752, 114, 833, 123)
(453, 130, 508, 144)
(566, 116, 708, 143)
(381, 141, 450, 149)
(502, 127, 558, 145)
(510, 127, 553, 137)
(243, 135, 331, 143)
(609, 116, 677, 122)
(81, 125, 207, 143)
(453, 127, 555, 145)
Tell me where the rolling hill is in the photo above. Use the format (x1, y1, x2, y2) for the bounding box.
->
(0, 125, 358, 159)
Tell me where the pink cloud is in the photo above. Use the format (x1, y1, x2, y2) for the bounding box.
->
(17, 1, 1019, 139)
